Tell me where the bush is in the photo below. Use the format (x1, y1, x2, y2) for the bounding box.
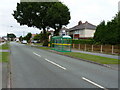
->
(72, 39, 95, 44)
(43, 40, 49, 46)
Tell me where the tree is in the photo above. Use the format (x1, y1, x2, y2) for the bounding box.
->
(33, 34, 41, 41)
(46, 2, 70, 36)
(94, 21, 106, 44)
(13, 1, 70, 46)
(7, 33, 16, 41)
(19, 36, 23, 41)
(23, 33, 32, 43)
(94, 12, 120, 45)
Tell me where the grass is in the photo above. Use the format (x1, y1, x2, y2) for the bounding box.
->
(33, 46, 50, 50)
(63, 52, 119, 64)
(0, 52, 9, 62)
(0, 42, 9, 50)
(33, 43, 43, 46)
(0, 42, 10, 63)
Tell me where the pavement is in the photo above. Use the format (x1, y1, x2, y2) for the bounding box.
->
(10, 42, 119, 88)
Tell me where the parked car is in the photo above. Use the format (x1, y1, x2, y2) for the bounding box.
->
(22, 40, 27, 44)
(31, 40, 38, 43)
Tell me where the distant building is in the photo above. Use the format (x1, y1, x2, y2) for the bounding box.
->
(31, 34, 36, 38)
(67, 21, 96, 39)
(0, 37, 4, 43)
(47, 30, 54, 36)
(59, 27, 69, 36)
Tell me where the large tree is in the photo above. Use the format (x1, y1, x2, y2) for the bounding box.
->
(23, 32, 32, 43)
(94, 12, 120, 45)
(94, 21, 106, 44)
(7, 33, 16, 41)
(46, 2, 71, 35)
(13, 1, 70, 46)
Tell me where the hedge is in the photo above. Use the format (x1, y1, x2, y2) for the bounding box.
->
(72, 39, 95, 44)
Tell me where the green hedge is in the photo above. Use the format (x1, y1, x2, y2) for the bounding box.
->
(72, 39, 95, 44)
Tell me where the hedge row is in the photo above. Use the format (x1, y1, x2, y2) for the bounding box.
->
(72, 39, 95, 44)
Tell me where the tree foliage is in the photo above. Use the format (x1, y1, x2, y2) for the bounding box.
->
(7, 33, 16, 41)
(19, 36, 23, 41)
(94, 12, 120, 45)
(46, 2, 71, 35)
(23, 33, 32, 43)
(13, 2, 70, 46)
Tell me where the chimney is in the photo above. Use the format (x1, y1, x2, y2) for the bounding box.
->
(78, 21, 82, 25)
(85, 21, 88, 23)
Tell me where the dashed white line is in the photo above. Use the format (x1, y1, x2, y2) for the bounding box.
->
(82, 77, 107, 89)
(33, 52, 66, 70)
(33, 52, 41, 57)
(45, 58, 66, 70)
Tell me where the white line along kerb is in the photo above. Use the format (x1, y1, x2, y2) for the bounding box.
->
(45, 58, 66, 70)
(33, 52, 41, 57)
(82, 77, 107, 89)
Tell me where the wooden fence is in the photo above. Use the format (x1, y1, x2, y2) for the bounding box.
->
(72, 44, 120, 54)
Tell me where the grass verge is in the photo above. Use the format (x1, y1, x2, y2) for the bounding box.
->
(0, 52, 9, 62)
(63, 52, 119, 64)
(32, 46, 50, 50)
(33, 43, 43, 46)
(0, 42, 9, 50)
(0, 42, 10, 63)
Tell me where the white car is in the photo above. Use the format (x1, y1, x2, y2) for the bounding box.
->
(22, 40, 27, 44)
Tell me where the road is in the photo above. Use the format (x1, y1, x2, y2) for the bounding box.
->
(10, 42, 119, 89)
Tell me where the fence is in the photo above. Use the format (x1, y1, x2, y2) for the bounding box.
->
(72, 44, 120, 54)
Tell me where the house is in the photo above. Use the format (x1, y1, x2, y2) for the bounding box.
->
(59, 27, 69, 36)
(47, 30, 54, 36)
(0, 37, 4, 43)
(31, 34, 37, 38)
(68, 21, 96, 39)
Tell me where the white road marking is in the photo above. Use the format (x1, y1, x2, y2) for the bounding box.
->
(33, 52, 66, 70)
(82, 77, 107, 89)
(45, 58, 66, 70)
(33, 52, 41, 57)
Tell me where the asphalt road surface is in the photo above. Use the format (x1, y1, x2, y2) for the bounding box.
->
(10, 42, 119, 89)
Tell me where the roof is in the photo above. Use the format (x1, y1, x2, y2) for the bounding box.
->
(60, 27, 68, 31)
(68, 21, 96, 31)
(32, 34, 36, 37)
(52, 35, 71, 39)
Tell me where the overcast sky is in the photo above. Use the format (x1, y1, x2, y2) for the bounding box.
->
(0, 0, 119, 37)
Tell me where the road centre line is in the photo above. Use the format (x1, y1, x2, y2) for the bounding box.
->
(45, 58, 66, 70)
(33, 52, 41, 57)
(82, 77, 107, 90)
(33, 52, 66, 70)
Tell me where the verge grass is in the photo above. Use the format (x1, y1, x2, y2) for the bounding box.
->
(0, 43, 9, 50)
(63, 52, 119, 64)
(0, 42, 10, 63)
(0, 52, 9, 62)
(32, 46, 50, 50)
